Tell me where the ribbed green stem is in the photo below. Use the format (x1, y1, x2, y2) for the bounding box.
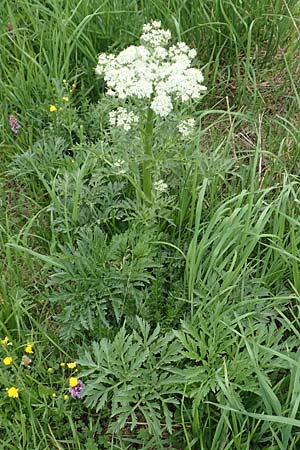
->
(142, 107, 154, 202)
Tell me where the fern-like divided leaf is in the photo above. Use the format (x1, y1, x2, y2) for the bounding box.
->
(77, 318, 183, 437)
(49, 227, 158, 340)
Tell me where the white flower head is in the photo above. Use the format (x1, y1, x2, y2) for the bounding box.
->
(153, 46, 168, 60)
(151, 94, 173, 117)
(154, 179, 168, 194)
(140, 21, 171, 48)
(96, 21, 207, 118)
(188, 48, 197, 59)
(106, 88, 116, 96)
(109, 107, 139, 131)
(177, 118, 196, 137)
(116, 46, 137, 64)
(95, 53, 115, 75)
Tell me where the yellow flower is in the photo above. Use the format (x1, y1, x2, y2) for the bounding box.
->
(48, 367, 54, 373)
(62, 96, 69, 102)
(49, 104, 57, 112)
(52, 393, 56, 398)
(60, 362, 65, 367)
(25, 344, 33, 354)
(69, 377, 78, 388)
(1, 336, 10, 345)
(7, 387, 19, 398)
(3, 356, 13, 366)
(63, 394, 69, 400)
(67, 362, 76, 369)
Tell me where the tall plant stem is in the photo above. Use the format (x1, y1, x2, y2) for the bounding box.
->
(142, 107, 154, 202)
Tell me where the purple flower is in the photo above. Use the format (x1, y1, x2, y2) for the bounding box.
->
(9, 115, 20, 134)
(69, 379, 85, 398)
(21, 355, 32, 368)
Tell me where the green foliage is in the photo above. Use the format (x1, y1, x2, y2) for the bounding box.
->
(9, 136, 73, 181)
(0, 331, 97, 450)
(175, 312, 300, 449)
(78, 318, 182, 438)
(50, 228, 158, 340)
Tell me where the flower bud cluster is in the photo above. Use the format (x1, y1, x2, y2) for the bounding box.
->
(9, 115, 20, 134)
(177, 118, 196, 137)
(140, 20, 171, 47)
(111, 159, 127, 175)
(96, 21, 206, 118)
(154, 179, 168, 194)
(109, 107, 139, 131)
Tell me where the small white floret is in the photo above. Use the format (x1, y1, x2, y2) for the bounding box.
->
(109, 107, 139, 131)
(177, 118, 196, 137)
(154, 179, 168, 194)
(150, 94, 173, 117)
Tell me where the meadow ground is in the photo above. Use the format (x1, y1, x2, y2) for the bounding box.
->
(1, 1, 300, 449)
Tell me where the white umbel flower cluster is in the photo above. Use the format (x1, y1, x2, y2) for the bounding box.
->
(154, 179, 168, 194)
(111, 159, 127, 175)
(140, 20, 171, 47)
(109, 107, 139, 131)
(96, 21, 207, 118)
(177, 118, 196, 136)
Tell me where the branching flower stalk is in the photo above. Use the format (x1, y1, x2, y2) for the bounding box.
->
(96, 20, 207, 202)
(142, 106, 154, 201)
